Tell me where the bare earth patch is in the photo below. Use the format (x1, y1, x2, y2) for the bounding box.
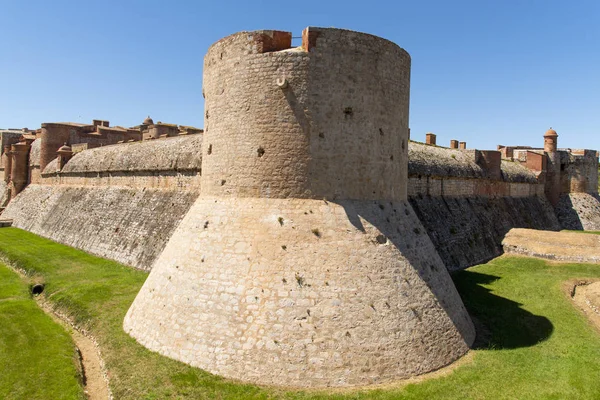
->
(564, 280, 600, 333)
(502, 228, 600, 264)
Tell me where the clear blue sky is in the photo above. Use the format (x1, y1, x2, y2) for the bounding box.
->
(1, 0, 599, 151)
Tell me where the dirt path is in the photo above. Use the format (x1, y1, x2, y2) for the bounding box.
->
(569, 280, 600, 333)
(36, 299, 111, 400)
(2, 259, 111, 400)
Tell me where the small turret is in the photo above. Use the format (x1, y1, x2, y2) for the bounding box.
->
(544, 128, 558, 152)
(57, 143, 73, 170)
(143, 116, 154, 126)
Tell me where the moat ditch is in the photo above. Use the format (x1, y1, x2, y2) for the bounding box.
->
(7, 261, 111, 400)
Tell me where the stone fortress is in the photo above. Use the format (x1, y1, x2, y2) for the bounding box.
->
(0, 27, 599, 387)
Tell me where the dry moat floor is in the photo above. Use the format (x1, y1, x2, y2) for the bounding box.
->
(1, 227, 600, 399)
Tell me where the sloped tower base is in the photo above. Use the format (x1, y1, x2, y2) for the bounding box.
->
(124, 198, 475, 387)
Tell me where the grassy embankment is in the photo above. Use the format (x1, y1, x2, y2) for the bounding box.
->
(1, 226, 600, 399)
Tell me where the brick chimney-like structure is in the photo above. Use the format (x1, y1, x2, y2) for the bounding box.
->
(425, 133, 436, 145)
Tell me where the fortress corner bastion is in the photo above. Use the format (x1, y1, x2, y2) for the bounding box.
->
(123, 27, 475, 388)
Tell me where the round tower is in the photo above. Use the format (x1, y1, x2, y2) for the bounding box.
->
(124, 27, 475, 388)
(201, 28, 409, 200)
(544, 128, 561, 206)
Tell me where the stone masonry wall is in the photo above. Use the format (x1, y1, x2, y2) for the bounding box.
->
(559, 150, 598, 194)
(202, 28, 410, 201)
(2, 184, 198, 270)
(41, 135, 203, 191)
(125, 197, 475, 387)
(2, 135, 203, 270)
(555, 193, 600, 231)
(407, 141, 559, 270)
(0, 181, 8, 207)
(410, 195, 560, 270)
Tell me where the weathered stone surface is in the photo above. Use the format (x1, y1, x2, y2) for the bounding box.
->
(125, 198, 475, 387)
(202, 27, 410, 201)
(56, 134, 202, 174)
(408, 142, 538, 182)
(555, 193, 600, 231)
(0, 181, 8, 207)
(503, 228, 600, 263)
(2, 184, 198, 269)
(410, 195, 560, 270)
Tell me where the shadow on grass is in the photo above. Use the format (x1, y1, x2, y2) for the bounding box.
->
(453, 270, 554, 350)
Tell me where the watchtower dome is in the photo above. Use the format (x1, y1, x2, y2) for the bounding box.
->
(124, 27, 475, 388)
(544, 128, 558, 153)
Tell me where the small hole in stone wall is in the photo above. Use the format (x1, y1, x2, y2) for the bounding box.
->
(311, 228, 321, 238)
(402, 140, 405, 150)
(278, 217, 284, 226)
(282, 278, 287, 284)
(207, 144, 212, 155)
(31, 284, 44, 296)
(257, 147, 265, 157)
(205, 110, 209, 119)
(307, 309, 311, 316)
(345, 331, 351, 337)
(390, 155, 394, 161)
(404, 208, 409, 215)
(319, 132, 325, 138)
(376, 234, 387, 244)
(343, 107, 353, 116)
(281, 245, 287, 250)
(114, 227, 119, 233)
(221, 179, 226, 186)
(379, 128, 384, 136)
(295, 273, 305, 287)
(413, 227, 420, 234)
(204, 221, 209, 229)
(378, 204, 385, 210)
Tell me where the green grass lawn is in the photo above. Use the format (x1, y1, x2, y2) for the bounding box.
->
(0, 256, 84, 399)
(1, 227, 600, 399)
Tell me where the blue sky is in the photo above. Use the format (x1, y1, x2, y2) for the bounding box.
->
(1, 0, 599, 151)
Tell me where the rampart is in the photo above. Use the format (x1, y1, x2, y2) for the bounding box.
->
(2, 134, 203, 270)
(407, 141, 561, 270)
